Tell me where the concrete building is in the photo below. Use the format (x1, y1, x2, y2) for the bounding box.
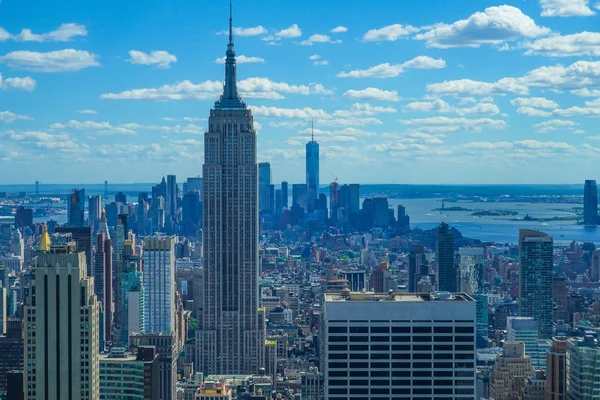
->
(301, 366, 322, 400)
(519, 229, 554, 339)
(566, 336, 600, 400)
(131, 332, 178, 400)
(507, 317, 545, 368)
(545, 337, 567, 400)
(436, 222, 456, 292)
(490, 342, 535, 400)
(522, 369, 546, 400)
(99, 346, 160, 400)
(142, 236, 176, 334)
(0, 319, 23, 394)
(24, 233, 100, 400)
(324, 291, 476, 399)
(88, 194, 102, 230)
(196, 4, 265, 375)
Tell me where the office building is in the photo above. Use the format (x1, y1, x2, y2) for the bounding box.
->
(324, 291, 476, 399)
(0, 319, 24, 394)
(490, 342, 535, 400)
(292, 183, 308, 213)
(68, 188, 86, 226)
(99, 346, 160, 400)
(583, 179, 598, 225)
(301, 366, 322, 400)
(183, 176, 202, 194)
(458, 247, 485, 294)
(197, 5, 266, 375)
(259, 162, 272, 215)
(553, 276, 569, 323)
(591, 250, 600, 282)
(408, 244, 426, 293)
(566, 336, 600, 400)
(115, 191, 127, 205)
(506, 317, 545, 368)
(24, 233, 100, 400)
(142, 236, 176, 334)
(306, 132, 319, 211)
(166, 174, 178, 220)
(0, 283, 5, 335)
(55, 226, 93, 276)
(94, 232, 113, 347)
(522, 370, 546, 400)
(114, 240, 143, 347)
(281, 181, 289, 209)
(88, 194, 102, 230)
(475, 294, 489, 349)
(519, 229, 554, 339)
(131, 332, 178, 400)
(340, 269, 366, 292)
(437, 222, 456, 292)
(14, 206, 33, 230)
(546, 337, 567, 400)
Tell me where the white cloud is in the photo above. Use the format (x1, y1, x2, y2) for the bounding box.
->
(0, 111, 30, 123)
(515, 139, 574, 150)
(332, 103, 397, 117)
(534, 119, 579, 132)
(338, 56, 445, 78)
(571, 88, 600, 97)
(0, 49, 99, 72)
(405, 99, 500, 116)
(215, 55, 266, 64)
(510, 97, 558, 108)
(77, 109, 98, 114)
(101, 77, 331, 101)
(6, 23, 87, 42)
(427, 78, 528, 95)
(414, 5, 550, 48)
(363, 24, 420, 42)
(464, 141, 514, 150)
(232, 26, 268, 36)
(539, 0, 595, 17)
(399, 116, 507, 131)
(0, 73, 36, 91)
(516, 107, 552, 117)
(127, 50, 177, 69)
(343, 87, 399, 101)
(524, 31, 600, 56)
(251, 106, 330, 119)
(300, 34, 341, 46)
(275, 24, 302, 38)
(330, 26, 348, 33)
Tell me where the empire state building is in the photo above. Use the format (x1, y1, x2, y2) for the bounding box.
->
(196, 3, 265, 374)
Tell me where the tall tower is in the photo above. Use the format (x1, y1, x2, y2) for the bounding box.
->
(519, 229, 553, 339)
(584, 179, 598, 225)
(68, 188, 85, 227)
(24, 233, 100, 400)
(306, 121, 319, 211)
(197, 1, 265, 375)
(258, 162, 272, 214)
(436, 222, 456, 292)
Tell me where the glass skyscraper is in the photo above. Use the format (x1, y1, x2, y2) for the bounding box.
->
(584, 179, 598, 225)
(306, 135, 319, 211)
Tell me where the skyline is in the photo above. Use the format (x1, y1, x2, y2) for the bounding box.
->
(2, 0, 600, 184)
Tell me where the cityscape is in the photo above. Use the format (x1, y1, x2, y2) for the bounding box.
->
(2, 1, 600, 400)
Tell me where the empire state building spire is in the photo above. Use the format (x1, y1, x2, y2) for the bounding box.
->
(215, 0, 245, 110)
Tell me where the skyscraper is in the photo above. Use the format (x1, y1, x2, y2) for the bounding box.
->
(142, 236, 176, 334)
(519, 229, 554, 339)
(68, 188, 85, 226)
(166, 174, 178, 220)
(545, 337, 567, 400)
(584, 179, 598, 225)
(24, 233, 100, 400)
(437, 222, 457, 292)
(197, 3, 265, 375)
(88, 194, 102, 231)
(94, 232, 113, 347)
(281, 181, 288, 209)
(258, 162, 272, 214)
(306, 128, 319, 211)
(566, 336, 600, 400)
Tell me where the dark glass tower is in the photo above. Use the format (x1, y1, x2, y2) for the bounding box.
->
(584, 180, 598, 225)
(436, 222, 456, 292)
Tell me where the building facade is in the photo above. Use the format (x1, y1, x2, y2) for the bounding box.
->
(583, 180, 598, 225)
(546, 337, 567, 400)
(196, 4, 265, 375)
(566, 336, 600, 400)
(324, 291, 476, 399)
(306, 136, 319, 211)
(437, 222, 456, 292)
(99, 346, 159, 400)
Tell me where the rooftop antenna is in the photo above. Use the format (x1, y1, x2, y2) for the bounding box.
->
(311, 118, 314, 142)
(229, 0, 234, 46)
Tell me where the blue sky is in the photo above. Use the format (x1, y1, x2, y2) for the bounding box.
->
(2, 0, 600, 185)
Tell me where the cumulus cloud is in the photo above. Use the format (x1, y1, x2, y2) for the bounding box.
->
(343, 87, 400, 101)
(510, 97, 558, 108)
(330, 26, 348, 33)
(251, 106, 330, 119)
(524, 31, 600, 57)
(300, 34, 341, 46)
(127, 50, 177, 68)
(338, 56, 445, 78)
(77, 109, 98, 114)
(0, 111, 30, 123)
(309, 54, 328, 65)
(1, 23, 87, 42)
(571, 88, 600, 97)
(362, 24, 420, 42)
(214, 55, 265, 64)
(0, 73, 36, 91)
(221, 26, 268, 36)
(399, 116, 507, 131)
(333, 103, 397, 117)
(539, 0, 596, 17)
(534, 119, 579, 132)
(101, 77, 332, 101)
(414, 5, 550, 48)
(516, 107, 552, 117)
(0, 49, 99, 72)
(405, 99, 500, 116)
(275, 24, 302, 38)
(427, 78, 528, 96)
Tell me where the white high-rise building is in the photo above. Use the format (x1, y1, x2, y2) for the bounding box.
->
(196, 2, 265, 375)
(142, 236, 176, 334)
(24, 233, 100, 400)
(324, 291, 476, 399)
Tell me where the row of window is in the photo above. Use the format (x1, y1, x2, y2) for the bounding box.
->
(328, 387, 475, 395)
(328, 352, 474, 360)
(328, 344, 474, 352)
(328, 326, 474, 334)
(328, 335, 474, 343)
(329, 378, 474, 386)
(328, 362, 475, 369)
(329, 370, 474, 378)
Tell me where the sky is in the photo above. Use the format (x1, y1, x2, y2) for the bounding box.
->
(1, 0, 600, 185)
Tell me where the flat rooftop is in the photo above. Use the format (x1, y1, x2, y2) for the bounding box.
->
(325, 292, 474, 303)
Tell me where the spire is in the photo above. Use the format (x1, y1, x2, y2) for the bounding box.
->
(311, 118, 314, 142)
(215, 0, 245, 110)
(39, 223, 51, 252)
